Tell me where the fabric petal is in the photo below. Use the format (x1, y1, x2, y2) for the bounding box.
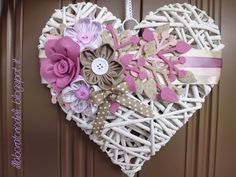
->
(65, 57, 76, 73)
(65, 18, 103, 51)
(49, 53, 67, 63)
(83, 103, 97, 116)
(70, 75, 89, 89)
(82, 67, 98, 85)
(40, 59, 57, 83)
(80, 49, 96, 67)
(56, 75, 71, 89)
(56, 66, 76, 90)
(96, 44, 115, 61)
(45, 39, 58, 57)
(70, 100, 88, 113)
(53, 60, 69, 77)
(64, 27, 79, 43)
(75, 18, 91, 33)
(50, 54, 78, 77)
(53, 54, 78, 78)
(61, 88, 77, 103)
(108, 61, 123, 77)
(90, 21, 102, 34)
(54, 36, 80, 60)
(98, 74, 114, 90)
(85, 36, 102, 50)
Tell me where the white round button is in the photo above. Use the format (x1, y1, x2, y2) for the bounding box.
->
(91, 58, 109, 75)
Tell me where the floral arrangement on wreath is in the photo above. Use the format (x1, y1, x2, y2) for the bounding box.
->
(40, 17, 204, 136)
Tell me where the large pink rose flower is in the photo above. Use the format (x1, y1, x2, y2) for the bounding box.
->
(40, 36, 80, 92)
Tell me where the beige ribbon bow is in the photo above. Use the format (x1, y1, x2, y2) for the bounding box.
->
(91, 82, 155, 136)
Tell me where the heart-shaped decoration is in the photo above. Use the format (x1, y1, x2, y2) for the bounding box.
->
(38, 2, 224, 177)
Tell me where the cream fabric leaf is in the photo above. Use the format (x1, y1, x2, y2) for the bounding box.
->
(143, 78, 157, 100)
(135, 79, 144, 94)
(144, 41, 156, 57)
(101, 31, 114, 46)
(178, 70, 197, 83)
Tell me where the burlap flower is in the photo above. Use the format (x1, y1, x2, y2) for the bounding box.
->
(80, 44, 123, 90)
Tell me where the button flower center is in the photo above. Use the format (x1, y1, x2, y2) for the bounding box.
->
(77, 32, 93, 44)
(75, 85, 90, 100)
(91, 58, 109, 75)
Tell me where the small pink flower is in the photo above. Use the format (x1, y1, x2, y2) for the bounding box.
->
(40, 36, 80, 92)
(75, 85, 90, 100)
(61, 75, 98, 116)
(64, 18, 102, 51)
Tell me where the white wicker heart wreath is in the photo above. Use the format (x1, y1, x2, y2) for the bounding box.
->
(38, 2, 224, 177)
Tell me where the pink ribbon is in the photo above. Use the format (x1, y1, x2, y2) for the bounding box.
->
(180, 56, 223, 68)
(176, 51, 223, 84)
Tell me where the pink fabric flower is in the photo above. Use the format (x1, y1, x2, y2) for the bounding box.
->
(61, 75, 98, 116)
(40, 36, 80, 92)
(64, 18, 102, 51)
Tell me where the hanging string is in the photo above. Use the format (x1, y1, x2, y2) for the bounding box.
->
(125, 0, 134, 20)
(123, 0, 139, 32)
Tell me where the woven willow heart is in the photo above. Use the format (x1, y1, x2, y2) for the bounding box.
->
(38, 2, 223, 177)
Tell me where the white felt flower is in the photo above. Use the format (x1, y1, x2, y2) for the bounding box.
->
(64, 18, 102, 51)
(61, 75, 98, 116)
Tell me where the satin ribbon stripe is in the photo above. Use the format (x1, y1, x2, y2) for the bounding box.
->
(174, 75, 220, 85)
(176, 49, 223, 84)
(180, 56, 222, 68)
(91, 83, 155, 136)
(183, 48, 222, 58)
(181, 49, 223, 68)
(180, 68, 221, 76)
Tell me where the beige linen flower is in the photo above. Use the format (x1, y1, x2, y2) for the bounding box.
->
(80, 44, 123, 90)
